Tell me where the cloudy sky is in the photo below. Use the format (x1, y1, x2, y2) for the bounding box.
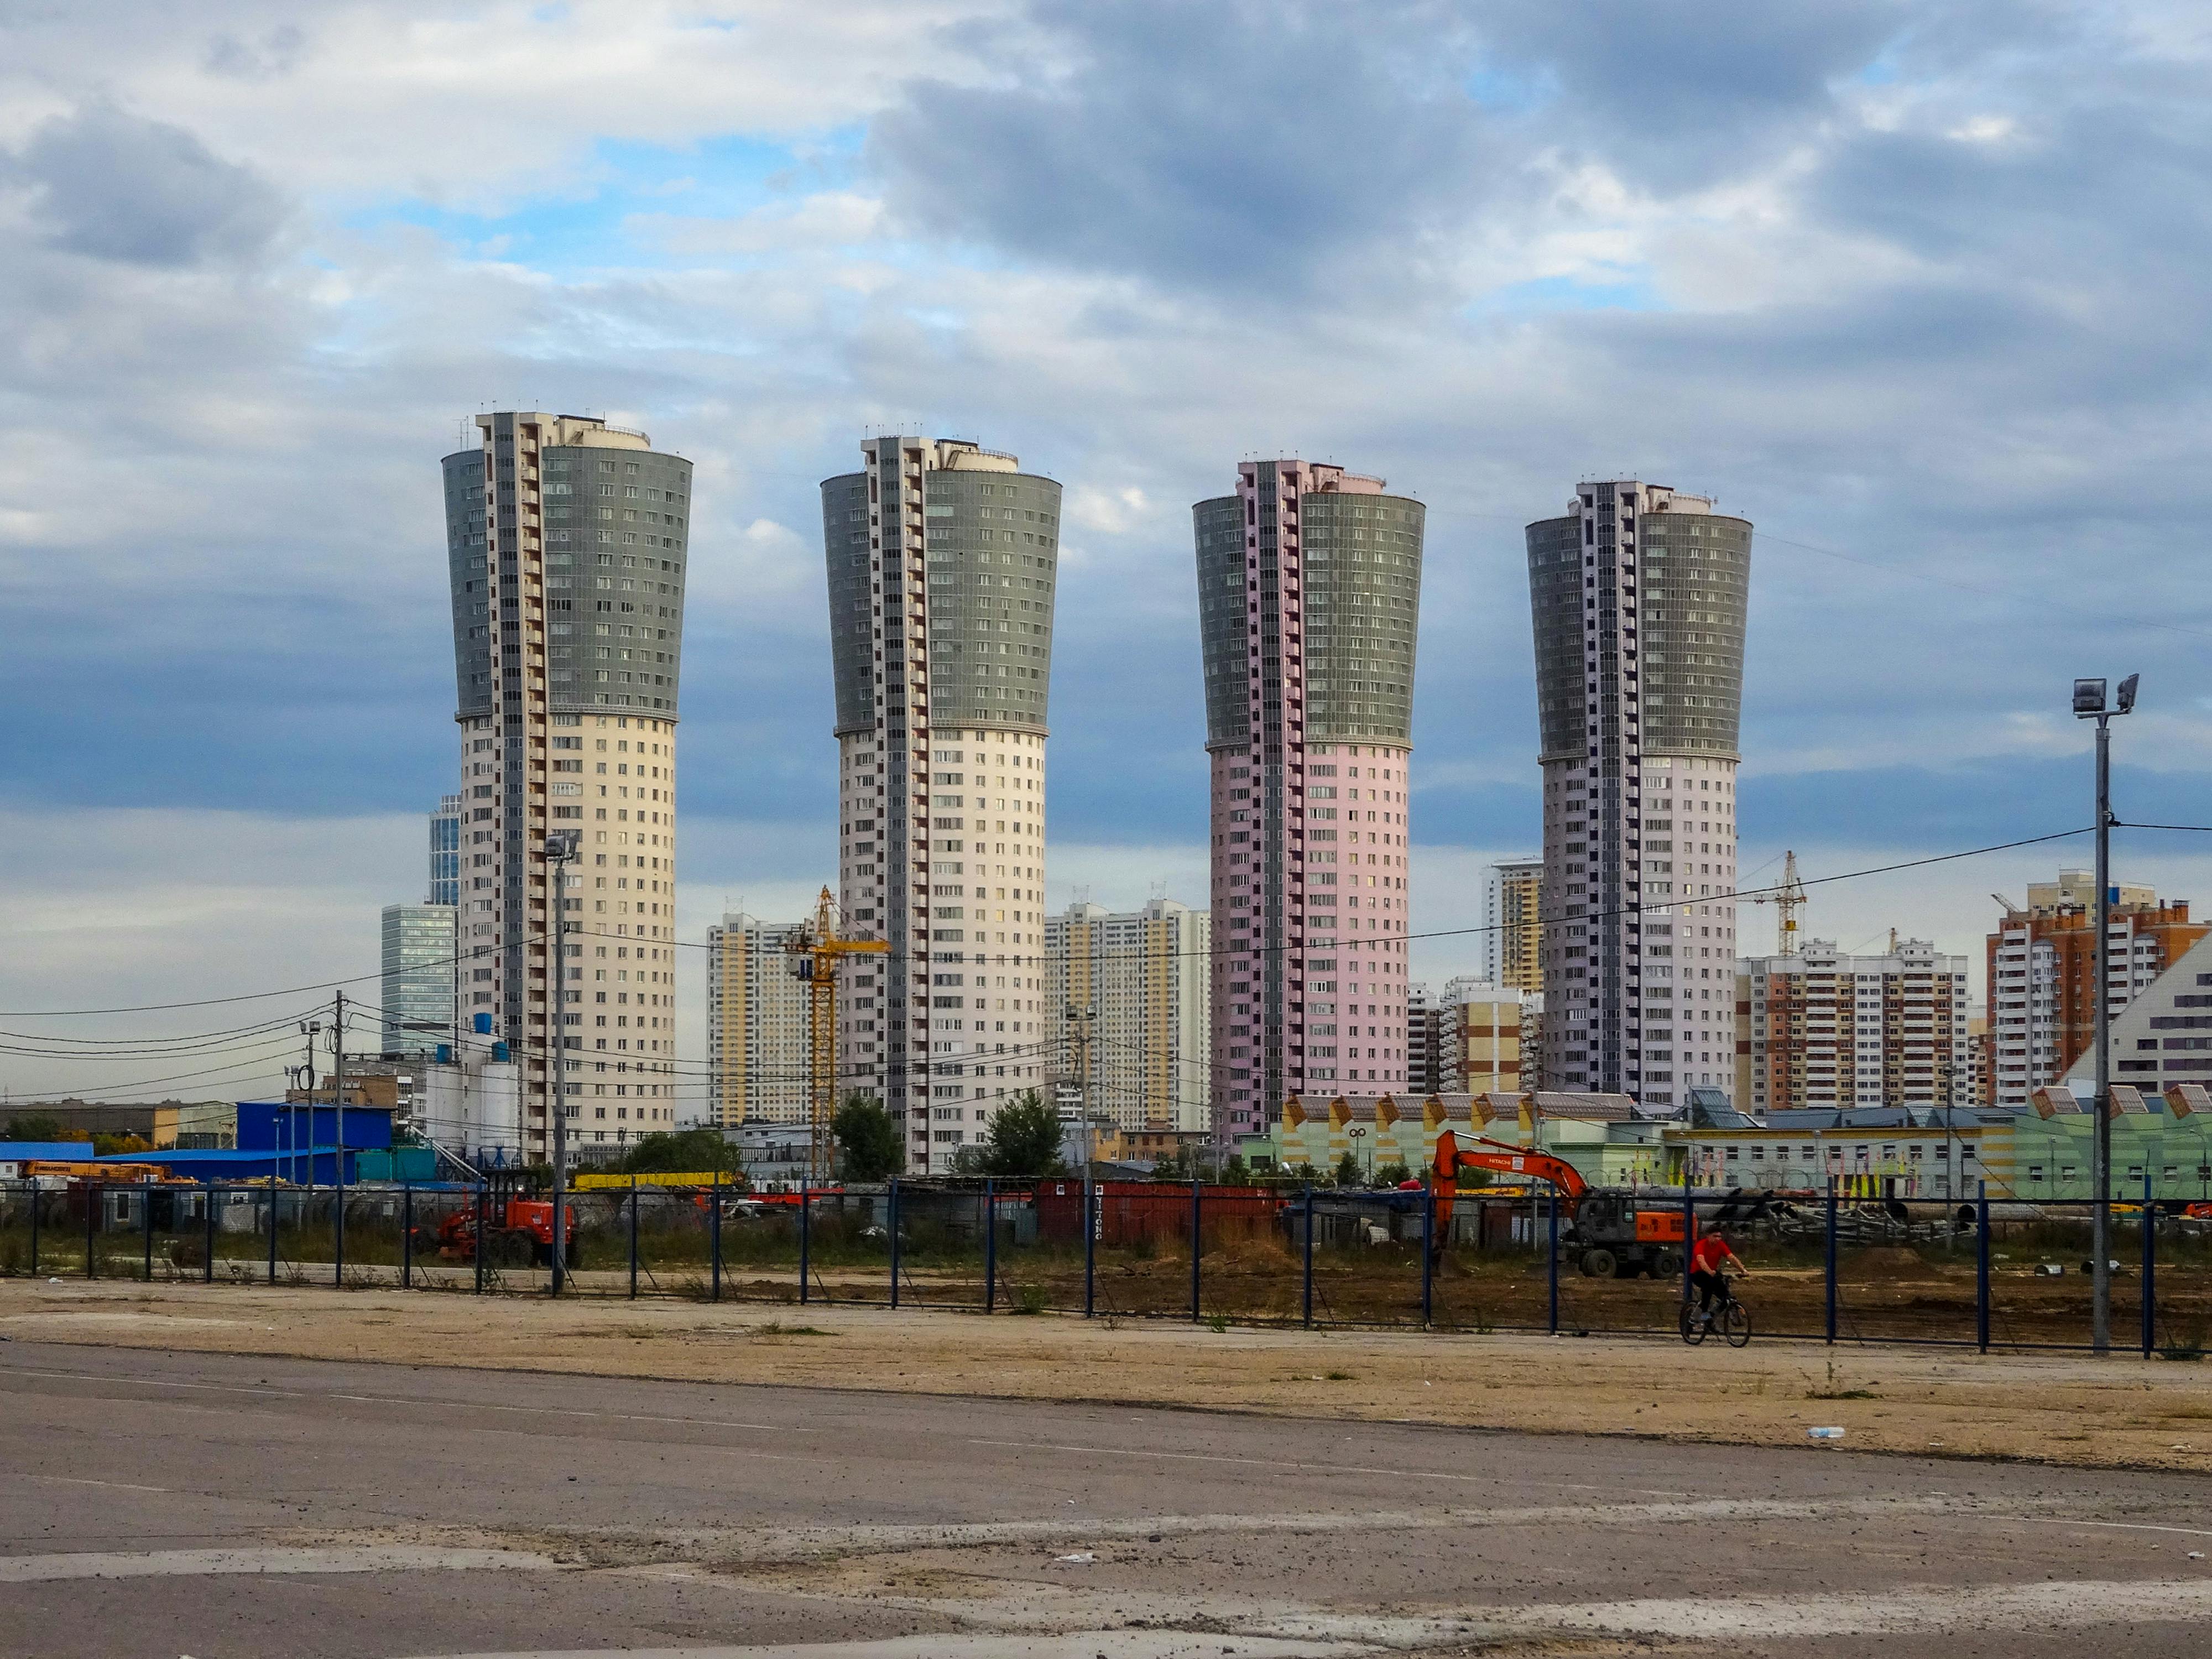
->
(6, 0, 2211, 1110)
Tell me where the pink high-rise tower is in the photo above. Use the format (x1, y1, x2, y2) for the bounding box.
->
(1193, 460, 1426, 1143)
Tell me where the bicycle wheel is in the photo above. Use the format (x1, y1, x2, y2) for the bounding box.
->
(1678, 1302, 1708, 1346)
(1721, 1301, 1751, 1348)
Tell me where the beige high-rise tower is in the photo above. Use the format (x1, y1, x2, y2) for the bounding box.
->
(445, 411, 690, 1157)
(821, 436, 1062, 1173)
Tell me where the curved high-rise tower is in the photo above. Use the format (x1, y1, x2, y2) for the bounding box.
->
(821, 436, 1061, 1173)
(446, 411, 690, 1157)
(1525, 480, 1751, 1108)
(1196, 460, 1425, 1142)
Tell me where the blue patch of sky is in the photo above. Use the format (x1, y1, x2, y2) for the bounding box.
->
(341, 127, 865, 275)
(1468, 269, 1665, 317)
(1463, 60, 1556, 116)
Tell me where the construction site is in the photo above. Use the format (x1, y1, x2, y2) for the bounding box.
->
(6, 1161, 2209, 1355)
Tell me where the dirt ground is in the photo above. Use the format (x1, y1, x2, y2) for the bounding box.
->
(5, 1275, 2211, 1475)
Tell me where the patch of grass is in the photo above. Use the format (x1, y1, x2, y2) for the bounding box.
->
(755, 1321, 831, 1337)
(1808, 1387, 1880, 1400)
(1206, 1313, 1230, 1333)
(1325, 1370, 1355, 1381)
(1014, 1284, 1048, 1316)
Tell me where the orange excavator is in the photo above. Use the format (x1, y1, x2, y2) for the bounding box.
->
(1431, 1129, 1695, 1280)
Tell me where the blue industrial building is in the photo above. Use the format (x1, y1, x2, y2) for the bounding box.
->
(99, 1103, 393, 1186)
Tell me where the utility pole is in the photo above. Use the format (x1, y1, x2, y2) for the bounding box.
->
(546, 831, 580, 1292)
(291, 1019, 320, 1188)
(331, 990, 347, 1280)
(1066, 1000, 1096, 1177)
(2074, 672, 2137, 1355)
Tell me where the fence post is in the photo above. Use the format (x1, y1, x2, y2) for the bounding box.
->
(1420, 1182, 1436, 1329)
(1302, 1185, 1315, 1330)
(401, 1185, 414, 1290)
(628, 1180, 640, 1301)
(1083, 1180, 1095, 1318)
(333, 1175, 345, 1290)
(799, 1182, 811, 1306)
(473, 1184, 487, 1296)
(710, 1177, 722, 1305)
(29, 1181, 40, 1276)
(1681, 1179, 1694, 1308)
(205, 1185, 216, 1284)
(888, 1178, 901, 1310)
(1975, 1179, 1990, 1354)
(87, 1182, 99, 1281)
(267, 1177, 278, 1285)
(2143, 1164, 2157, 1360)
(1547, 1183, 1560, 1335)
(983, 1178, 996, 1313)
(1824, 1177, 1839, 1345)
(1189, 1180, 1202, 1324)
(142, 1184, 155, 1282)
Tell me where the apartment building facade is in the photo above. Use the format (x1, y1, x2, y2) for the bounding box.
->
(1196, 460, 1425, 1141)
(1741, 936, 1972, 1113)
(445, 411, 690, 1155)
(1046, 897, 1211, 1133)
(1988, 869, 2209, 1109)
(1483, 859, 1543, 993)
(706, 912, 810, 1128)
(1525, 481, 1751, 1109)
(821, 436, 1061, 1172)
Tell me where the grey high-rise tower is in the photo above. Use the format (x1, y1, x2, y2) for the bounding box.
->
(1525, 481, 1751, 1108)
(821, 436, 1061, 1173)
(446, 411, 692, 1157)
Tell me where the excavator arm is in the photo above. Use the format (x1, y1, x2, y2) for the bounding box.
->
(1431, 1130, 1587, 1244)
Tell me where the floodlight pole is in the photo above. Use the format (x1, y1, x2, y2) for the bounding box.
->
(2076, 673, 2137, 1356)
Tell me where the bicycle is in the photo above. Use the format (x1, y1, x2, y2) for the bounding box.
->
(1679, 1280, 1752, 1348)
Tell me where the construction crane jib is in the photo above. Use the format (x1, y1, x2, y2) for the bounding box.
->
(786, 885, 889, 1182)
(1752, 849, 1806, 956)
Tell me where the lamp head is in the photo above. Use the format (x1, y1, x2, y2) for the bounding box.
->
(2117, 672, 2140, 714)
(544, 830, 581, 862)
(2072, 677, 2107, 717)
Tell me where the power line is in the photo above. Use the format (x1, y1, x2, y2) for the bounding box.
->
(0, 932, 542, 1019)
(0, 828, 2099, 1034)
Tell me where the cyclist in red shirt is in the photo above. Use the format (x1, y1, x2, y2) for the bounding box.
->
(1688, 1228, 1749, 1326)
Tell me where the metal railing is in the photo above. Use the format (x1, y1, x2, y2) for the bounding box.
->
(2, 1176, 2204, 1357)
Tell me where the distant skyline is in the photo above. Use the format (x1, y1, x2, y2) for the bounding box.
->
(7, 2, 2212, 1105)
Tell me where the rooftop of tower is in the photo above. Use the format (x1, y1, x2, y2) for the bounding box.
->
(1564, 481, 1715, 515)
(1238, 458, 1390, 494)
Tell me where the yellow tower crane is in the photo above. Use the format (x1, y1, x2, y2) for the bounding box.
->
(1752, 850, 1807, 956)
(785, 886, 889, 1182)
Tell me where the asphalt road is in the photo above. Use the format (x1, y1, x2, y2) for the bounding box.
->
(5, 1340, 2212, 1659)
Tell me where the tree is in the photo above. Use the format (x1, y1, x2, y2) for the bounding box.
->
(1373, 1160, 1413, 1188)
(3, 1114, 82, 1144)
(92, 1133, 152, 1157)
(613, 1126, 743, 1178)
(832, 1092, 902, 1181)
(1334, 1151, 1363, 1188)
(1150, 1144, 1193, 1182)
(978, 1089, 1066, 1178)
(1219, 1154, 1251, 1186)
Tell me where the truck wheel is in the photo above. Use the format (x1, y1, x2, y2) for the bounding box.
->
(1653, 1250, 1682, 1278)
(1579, 1248, 1616, 1279)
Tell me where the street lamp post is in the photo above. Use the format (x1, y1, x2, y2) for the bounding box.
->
(2074, 672, 2137, 1355)
(545, 830, 581, 1293)
(1348, 1125, 1368, 1182)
